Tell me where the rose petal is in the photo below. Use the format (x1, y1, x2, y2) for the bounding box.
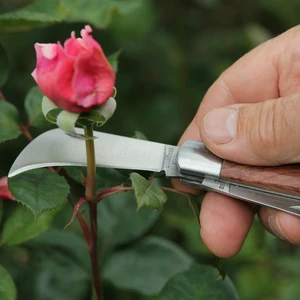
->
(40, 44, 57, 59)
(64, 31, 86, 57)
(80, 25, 100, 50)
(35, 44, 79, 111)
(73, 48, 115, 107)
(31, 68, 37, 82)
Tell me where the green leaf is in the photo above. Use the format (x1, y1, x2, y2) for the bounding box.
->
(0, 0, 142, 31)
(66, 0, 141, 29)
(24, 86, 52, 128)
(21, 235, 90, 300)
(64, 166, 85, 185)
(0, 44, 8, 88)
(32, 229, 91, 271)
(0, 101, 21, 143)
(29, 257, 89, 300)
(64, 166, 128, 194)
(103, 236, 193, 296)
(0, 204, 61, 246)
(107, 50, 121, 73)
(8, 169, 69, 216)
(109, 0, 156, 39)
(159, 264, 239, 300)
(130, 172, 167, 211)
(0, 265, 17, 300)
(0, 0, 68, 31)
(98, 192, 160, 253)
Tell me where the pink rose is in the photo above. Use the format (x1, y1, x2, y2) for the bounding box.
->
(0, 177, 15, 200)
(32, 25, 115, 113)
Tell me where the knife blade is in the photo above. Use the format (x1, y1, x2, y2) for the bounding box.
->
(8, 128, 300, 217)
(8, 128, 180, 178)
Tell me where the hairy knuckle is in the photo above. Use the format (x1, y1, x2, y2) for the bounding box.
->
(244, 99, 287, 163)
(269, 99, 287, 162)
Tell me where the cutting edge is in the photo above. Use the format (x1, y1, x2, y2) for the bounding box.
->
(9, 128, 180, 178)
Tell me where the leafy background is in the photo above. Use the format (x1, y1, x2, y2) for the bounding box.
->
(1, 0, 300, 299)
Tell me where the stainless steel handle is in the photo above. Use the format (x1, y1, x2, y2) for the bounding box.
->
(180, 176, 300, 217)
(177, 141, 222, 178)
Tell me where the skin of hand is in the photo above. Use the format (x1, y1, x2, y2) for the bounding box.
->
(174, 26, 300, 258)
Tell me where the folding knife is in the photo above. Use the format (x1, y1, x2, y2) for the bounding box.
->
(8, 129, 300, 217)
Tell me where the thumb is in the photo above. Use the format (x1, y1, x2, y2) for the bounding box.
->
(200, 94, 300, 166)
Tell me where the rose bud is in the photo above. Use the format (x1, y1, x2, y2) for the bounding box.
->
(32, 25, 115, 113)
(0, 177, 15, 200)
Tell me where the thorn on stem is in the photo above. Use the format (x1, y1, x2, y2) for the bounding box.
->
(64, 197, 88, 231)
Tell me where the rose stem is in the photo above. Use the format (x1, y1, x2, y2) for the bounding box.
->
(84, 124, 103, 300)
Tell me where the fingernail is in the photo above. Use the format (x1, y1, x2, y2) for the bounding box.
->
(268, 215, 288, 241)
(203, 108, 238, 144)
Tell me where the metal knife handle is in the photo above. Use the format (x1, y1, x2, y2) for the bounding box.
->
(181, 177, 300, 217)
(178, 141, 300, 198)
(177, 141, 222, 178)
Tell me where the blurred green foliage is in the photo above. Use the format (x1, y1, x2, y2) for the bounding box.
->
(0, 0, 300, 299)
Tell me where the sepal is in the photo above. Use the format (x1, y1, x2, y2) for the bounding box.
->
(41, 89, 117, 139)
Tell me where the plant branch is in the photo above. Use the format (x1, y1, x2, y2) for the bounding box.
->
(0, 90, 7, 101)
(95, 180, 200, 231)
(18, 122, 33, 141)
(66, 196, 91, 248)
(96, 183, 194, 202)
(88, 201, 101, 299)
(84, 125, 102, 300)
(97, 185, 133, 202)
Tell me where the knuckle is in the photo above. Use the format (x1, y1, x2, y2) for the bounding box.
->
(288, 25, 300, 39)
(287, 27, 300, 63)
(241, 99, 288, 164)
(277, 25, 300, 46)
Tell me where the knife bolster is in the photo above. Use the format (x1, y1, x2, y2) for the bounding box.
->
(178, 141, 222, 178)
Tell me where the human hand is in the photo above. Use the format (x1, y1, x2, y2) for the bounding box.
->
(175, 26, 300, 258)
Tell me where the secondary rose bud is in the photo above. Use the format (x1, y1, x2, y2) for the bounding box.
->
(32, 25, 115, 113)
(0, 177, 15, 200)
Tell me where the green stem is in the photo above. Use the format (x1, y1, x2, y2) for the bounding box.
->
(88, 201, 102, 300)
(84, 125, 103, 300)
(85, 125, 97, 202)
